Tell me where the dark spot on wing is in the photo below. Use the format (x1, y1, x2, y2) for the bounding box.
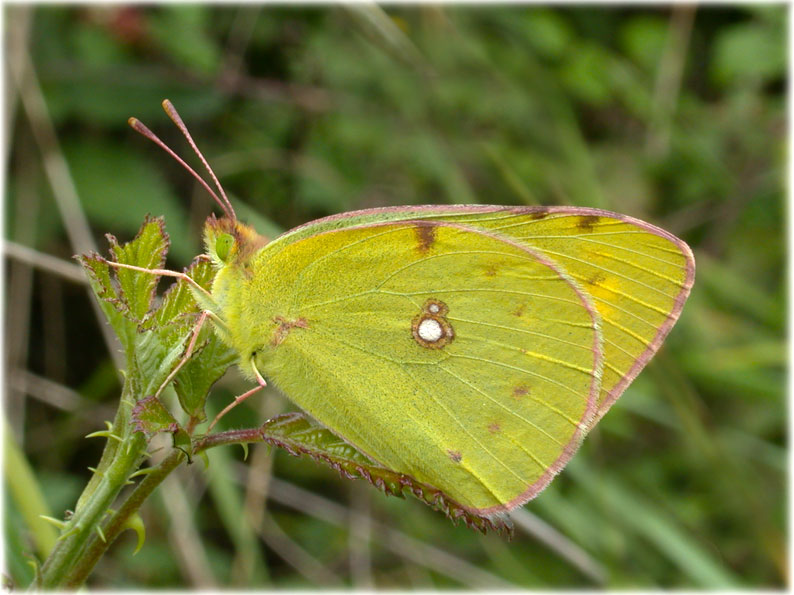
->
(447, 450, 462, 463)
(483, 264, 498, 277)
(514, 303, 527, 317)
(487, 422, 501, 434)
(414, 223, 437, 253)
(587, 272, 606, 286)
(512, 384, 530, 399)
(530, 208, 550, 220)
(272, 316, 309, 346)
(576, 215, 601, 233)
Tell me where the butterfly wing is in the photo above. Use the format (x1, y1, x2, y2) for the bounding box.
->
(444, 207, 695, 420)
(240, 221, 603, 513)
(271, 205, 695, 420)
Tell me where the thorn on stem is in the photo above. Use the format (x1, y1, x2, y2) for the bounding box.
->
(123, 513, 146, 555)
(57, 526, 80, 541)
(39, 515, 67, 530)
(84, 430, 123, 442)
(128, 467, 157, 479)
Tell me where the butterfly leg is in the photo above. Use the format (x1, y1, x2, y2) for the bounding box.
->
(207, 359, 267, 431)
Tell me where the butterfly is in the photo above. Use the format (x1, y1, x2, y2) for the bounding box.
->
(122, 100, 694, 516)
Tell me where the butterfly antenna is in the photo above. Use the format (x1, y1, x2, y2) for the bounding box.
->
(127, 117, 233, 220)
(161, 99, 237, 221)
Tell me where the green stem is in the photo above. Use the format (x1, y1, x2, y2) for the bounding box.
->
(194, 427, 266, 453)
(62, 449, 185, 589)
(72, 390, 126, 516)
(59, 425, 261, 587)
(38, 383, 145, 589)
(36, 388, 258, 588)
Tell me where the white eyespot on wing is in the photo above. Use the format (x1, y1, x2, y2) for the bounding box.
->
(412, 299, 455, 349)
(418, 318, 443, 342)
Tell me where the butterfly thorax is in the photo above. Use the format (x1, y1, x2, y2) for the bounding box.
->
(200, 215, 275, 377)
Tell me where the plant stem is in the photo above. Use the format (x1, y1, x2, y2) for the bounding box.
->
(195, 427, 266, 453)
(62, 449, 185, 589)
(38, 383, 146, 589)
(36, 384, 254, 588)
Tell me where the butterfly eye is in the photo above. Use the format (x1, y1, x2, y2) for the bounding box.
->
(215, 233, 235, 262)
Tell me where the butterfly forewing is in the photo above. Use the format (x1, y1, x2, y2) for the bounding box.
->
(269, 205, 695, 421)
(242, 221, 602, 513)
(438, 208, 694, 419)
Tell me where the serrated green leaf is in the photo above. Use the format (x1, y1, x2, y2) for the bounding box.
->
(134, 259, 212, 397)
(80, 218, 237, 414)
(259, 413, 512, 535)
(132, 396, 192, 457)
(151, 259, 214, 331)
(133, 329, 193, 397)
(148, 258, 234, 419)
(147, 258, 215, 349)
(173, 336, 236, 421)
(77, 253, 136, 351)
(109, 216, 169, 321)
(132, 396, 180, 438)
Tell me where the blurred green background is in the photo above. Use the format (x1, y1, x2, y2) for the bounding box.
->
(4, 4, 785, 589)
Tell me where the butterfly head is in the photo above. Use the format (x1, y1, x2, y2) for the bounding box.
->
(204, 214, 267, 268)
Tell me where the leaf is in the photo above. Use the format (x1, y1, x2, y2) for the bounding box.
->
(3, 423, 58, 559)
(79, 218, 235, 412)
(131, 396, 181, 439)
(76, 253, 136, 352)
(152, 259, 215, 330)
(108, 215, 169, 321)
(131, 396, 191, 457)
(148, 258, 236, 420)
(132, 330, 192, 397)
(79, 216, 185, 390)
(173, 336, 236, 421)
(4, 497, 37, 588)
(259, 413, 513, 535)
(135, 258, 212, 398)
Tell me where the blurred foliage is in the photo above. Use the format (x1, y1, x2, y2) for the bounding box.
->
(4, 4, 785, 589)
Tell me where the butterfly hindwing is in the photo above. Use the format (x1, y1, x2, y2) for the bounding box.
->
(238, 221, 603, 513)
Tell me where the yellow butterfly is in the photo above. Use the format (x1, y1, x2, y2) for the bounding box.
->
(123, 100, 694, 515)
